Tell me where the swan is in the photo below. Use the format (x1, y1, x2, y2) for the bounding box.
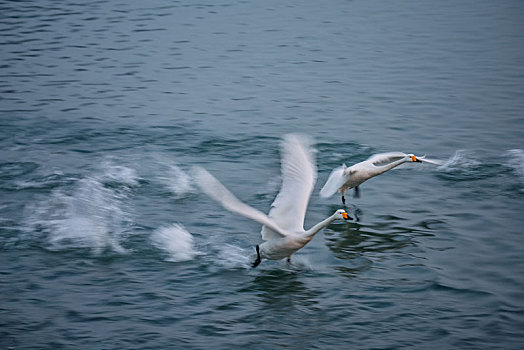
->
(192, 134, 351, 267)
(320, 152, 442, 205)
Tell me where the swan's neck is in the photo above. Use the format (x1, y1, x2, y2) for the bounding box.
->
(377, 157, 409, 174)
(304, 213, 338, 238)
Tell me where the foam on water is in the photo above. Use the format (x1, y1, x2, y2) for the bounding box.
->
(151, 223, 199, 262)
(23, 162, 138, 254)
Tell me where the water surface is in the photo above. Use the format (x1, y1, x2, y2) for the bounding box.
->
(1, 1, 524, 349)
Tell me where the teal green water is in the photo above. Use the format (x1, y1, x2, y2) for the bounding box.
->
(1, 1, 524, 349)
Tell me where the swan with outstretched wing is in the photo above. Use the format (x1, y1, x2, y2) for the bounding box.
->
(193, 134, 351, 267)
(320, 152, 442, 205)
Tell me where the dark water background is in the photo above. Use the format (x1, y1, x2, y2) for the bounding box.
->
(1, 0, 523, 349)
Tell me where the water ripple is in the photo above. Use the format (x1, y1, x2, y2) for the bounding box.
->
(1, 0, 524, 349)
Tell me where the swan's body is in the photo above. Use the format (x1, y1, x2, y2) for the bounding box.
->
(320, 152, 442, 204)
(193, 134, 350, 266)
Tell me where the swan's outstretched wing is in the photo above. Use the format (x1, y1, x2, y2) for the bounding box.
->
(319, 165, 348, 198)
(262, 134, 317, 237)
(192, 166, 287, 237)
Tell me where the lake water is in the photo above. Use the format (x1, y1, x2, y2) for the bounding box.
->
(1, 0, 523, 349)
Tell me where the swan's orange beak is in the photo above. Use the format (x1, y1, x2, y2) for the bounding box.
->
(411, 155, 421, 162)
(342, 212, 352, 221)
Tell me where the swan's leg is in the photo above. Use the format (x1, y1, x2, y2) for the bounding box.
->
(354, 186, 360, 198)
(252, 245, 261, 268)
(287, 257, 291, 263)
(342, 194, 346, 206)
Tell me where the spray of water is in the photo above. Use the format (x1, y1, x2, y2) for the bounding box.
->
(437, 150, 481, 172)
(505, 149, 524, 180)
(24, 162, 138, 254)
(151, 223, 199, 262)
(159, 164, 193, 197)
(215, 244, 253, 268)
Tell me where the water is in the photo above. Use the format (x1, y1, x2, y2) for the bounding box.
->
(1, 0, 523, 348)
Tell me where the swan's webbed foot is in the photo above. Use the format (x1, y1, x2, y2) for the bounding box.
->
(252, 245, 261, 268)
(341, 195, 346, 206)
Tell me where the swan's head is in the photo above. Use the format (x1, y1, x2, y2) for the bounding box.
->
(408, 154, 422, 162)
(335, 209, 353, 221)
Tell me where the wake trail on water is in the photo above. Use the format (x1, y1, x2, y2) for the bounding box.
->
(437, 149, 522, 175)
(19, 157, 253, 266)
(436, 150, 483, 173)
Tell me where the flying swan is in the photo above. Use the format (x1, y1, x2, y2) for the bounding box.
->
(192, 134, 351, 267)
(320, 152, 442, 205)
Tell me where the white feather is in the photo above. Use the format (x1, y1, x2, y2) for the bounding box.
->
(262, 134, 316, 239)
(191, 166, 287, 238)
(319, 165, 347, 198)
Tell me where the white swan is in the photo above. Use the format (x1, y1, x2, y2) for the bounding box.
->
(320, 152, 442, 205)
(192, 134, 351, 267)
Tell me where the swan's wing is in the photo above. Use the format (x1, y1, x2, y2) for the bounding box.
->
(192, 166, 287, 238)
(367, 152, 408, 166)
(262, 134, 317, 237)
(319, 165, 348, 198)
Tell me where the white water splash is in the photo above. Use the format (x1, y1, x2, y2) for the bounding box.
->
(148, 155, 194, 197)
(437, 150, 481, 172)
(99, 161, 140, 187)
(216, 244, 253, 269)
(151, 224, 199, 262)
(161, 164, 193, 197)
(24, 162, 138, 254)
(505, 149, 524, 181)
